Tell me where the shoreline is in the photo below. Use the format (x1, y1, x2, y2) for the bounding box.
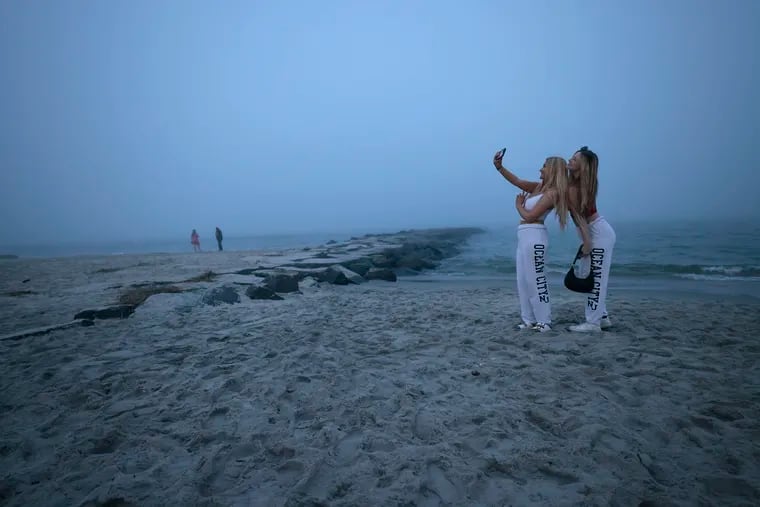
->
(2, 224, 758, 339)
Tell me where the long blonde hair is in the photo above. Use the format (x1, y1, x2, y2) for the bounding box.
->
(572, 147, 599, 215)
(541, 156, 569, 229)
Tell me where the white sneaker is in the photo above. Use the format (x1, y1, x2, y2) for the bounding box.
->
(517, 322, 535, 330)
(533, 323, 552, 333)
(569, 322, 602, 333)
(600, 316, 612, 330)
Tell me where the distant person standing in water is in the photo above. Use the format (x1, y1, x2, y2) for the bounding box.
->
(215, 227, 223, 251)
(191, 229, 201, 252)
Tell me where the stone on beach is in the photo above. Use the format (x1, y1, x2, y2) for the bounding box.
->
(245, 285, 284, 300)
(317, 266, 351, 285)
(340, 258, 373, 276)
(74, 305, 136, 320)
(201, 285, 241, 306)
(264, 273, 300, 293)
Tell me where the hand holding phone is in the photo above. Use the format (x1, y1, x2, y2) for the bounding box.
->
(493, 148, 506, 171)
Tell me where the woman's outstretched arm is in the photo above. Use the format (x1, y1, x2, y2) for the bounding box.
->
(492, 151, 539, 193)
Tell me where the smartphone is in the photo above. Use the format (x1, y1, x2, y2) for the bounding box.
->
(497, 147, 506, 159)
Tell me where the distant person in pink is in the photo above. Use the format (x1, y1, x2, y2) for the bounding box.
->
(191, 229, 201, 252)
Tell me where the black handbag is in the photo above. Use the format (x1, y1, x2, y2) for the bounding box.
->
(564, 245, 595, 293)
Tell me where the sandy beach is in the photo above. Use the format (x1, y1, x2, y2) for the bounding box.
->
(1, 230, 759, 507)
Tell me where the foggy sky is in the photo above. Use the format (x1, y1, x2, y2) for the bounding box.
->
(1, 0, 758, 245)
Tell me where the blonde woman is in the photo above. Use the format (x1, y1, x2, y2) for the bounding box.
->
(566, 146, 615, 332)
(493, 151, 569, 332)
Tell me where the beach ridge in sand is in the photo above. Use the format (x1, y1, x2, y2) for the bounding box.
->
(1, 227, 483, 338)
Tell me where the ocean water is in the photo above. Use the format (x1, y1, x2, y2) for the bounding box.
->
(430, 218, 760, 299)
(437, 219, 760, 280)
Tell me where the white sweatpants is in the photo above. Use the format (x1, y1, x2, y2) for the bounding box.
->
(516, 224, 551, 325)
(575, 216, 616, 325)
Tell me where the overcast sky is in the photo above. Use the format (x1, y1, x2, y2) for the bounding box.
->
(1, 0, 758, 245)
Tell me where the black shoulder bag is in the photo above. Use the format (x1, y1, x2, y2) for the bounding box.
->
(564, 245, 595, 293)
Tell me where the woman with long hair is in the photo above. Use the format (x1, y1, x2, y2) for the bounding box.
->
(566, 146, 615, 332)
(493, 150, 569, 332)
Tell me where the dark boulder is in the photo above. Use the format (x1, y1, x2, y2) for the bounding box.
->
(370, 254, 396, 269)
(265, 273, 300, 293)
(202, 285, 240, 306)
(246, 285, 284, 300)
(74, 305, 136, 320)
(318, 266, 349, 285)
(340, 258, 372, 276)
(334, 265, 364, 284)
(74, 309, 96, 320)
